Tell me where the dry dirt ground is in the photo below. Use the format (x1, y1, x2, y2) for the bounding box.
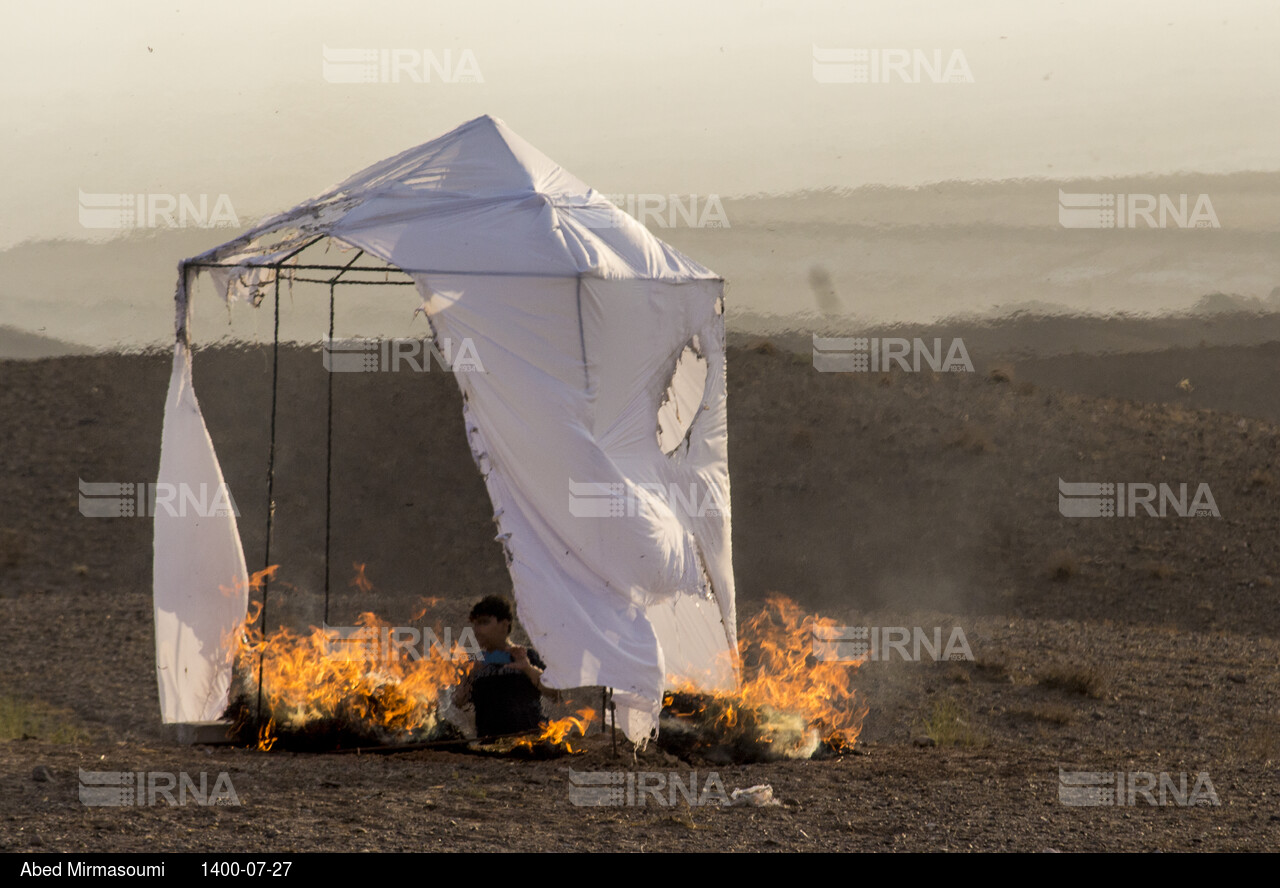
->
(1, 335, 1278, 852)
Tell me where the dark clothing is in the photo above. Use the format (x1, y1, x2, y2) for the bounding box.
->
(469, 648, 547, 738)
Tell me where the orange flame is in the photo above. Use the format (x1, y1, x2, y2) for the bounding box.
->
(229, 568, 861, 757)
(349, 563, 374, 593)
(256, 718, 277, 752)
(233, 604, 470, 746)
(670, 595, 868, 755)
(409, 596, 445, 622)
(512, 707, 597, 754)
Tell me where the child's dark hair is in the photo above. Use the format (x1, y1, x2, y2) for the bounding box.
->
(469, 594, 514, 623)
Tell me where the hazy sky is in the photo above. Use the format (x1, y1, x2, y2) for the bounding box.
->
(3, 0, 1278, 248)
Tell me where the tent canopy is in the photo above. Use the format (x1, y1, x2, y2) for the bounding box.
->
(190, 113, 719, 284)
(154, 114, 737, 741)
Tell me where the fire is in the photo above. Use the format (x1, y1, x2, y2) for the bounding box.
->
(410, 596, 445, 621)
(665, 595, 868, 758)
(230, 568, 469, 749)
(225, 568, 861, 759)
(349, 563, 374, 594)
(256, 718, 277, 752)
(511, 708, 597, 754)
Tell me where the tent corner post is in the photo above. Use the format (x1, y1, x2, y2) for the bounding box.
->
(255, 274, 283, 726)
(174, 260, 192, 348)
(609, 696, 618, 758)
(322, 281, 336, 627)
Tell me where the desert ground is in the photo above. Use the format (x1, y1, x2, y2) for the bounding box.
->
(1, 323, 1278, 852)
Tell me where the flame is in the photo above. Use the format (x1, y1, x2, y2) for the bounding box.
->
(227, 567, 861, 758)
(231, 587, 469, 747)
(409, 596, 445, 622)
(667, 595, 868, 757)
(226, 564, 591, 752)
(349, 563, 374, 593)
(256, 718, 277, 752)
(511, 707, 597, 754)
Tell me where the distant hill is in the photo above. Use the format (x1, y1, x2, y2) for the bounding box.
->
(4, 171, 1280, 349)
(0, 325, 91, 360)
(729, 309, 1280, 362)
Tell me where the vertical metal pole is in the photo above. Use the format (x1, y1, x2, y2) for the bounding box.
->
(323, 282, 335, 626)
(255, 275, 282, 725)
(609, 692, 618, 758)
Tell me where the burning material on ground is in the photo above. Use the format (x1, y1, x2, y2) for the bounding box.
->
(658, 691, 823, 763)
(222, 567, 602, 755)
(658, 595, 867, 763)
(527, 708, 597, 752)
(221, 565, 861, 758)
(225, 577, 472, 751)
(487, 708, 598, 758)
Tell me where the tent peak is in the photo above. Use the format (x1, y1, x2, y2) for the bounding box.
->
(184, 115, 721, 283)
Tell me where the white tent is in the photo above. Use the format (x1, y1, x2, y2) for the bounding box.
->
(154, 114, 737, 740)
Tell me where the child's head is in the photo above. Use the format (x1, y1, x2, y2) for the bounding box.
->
(468, 595, 514, 650)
